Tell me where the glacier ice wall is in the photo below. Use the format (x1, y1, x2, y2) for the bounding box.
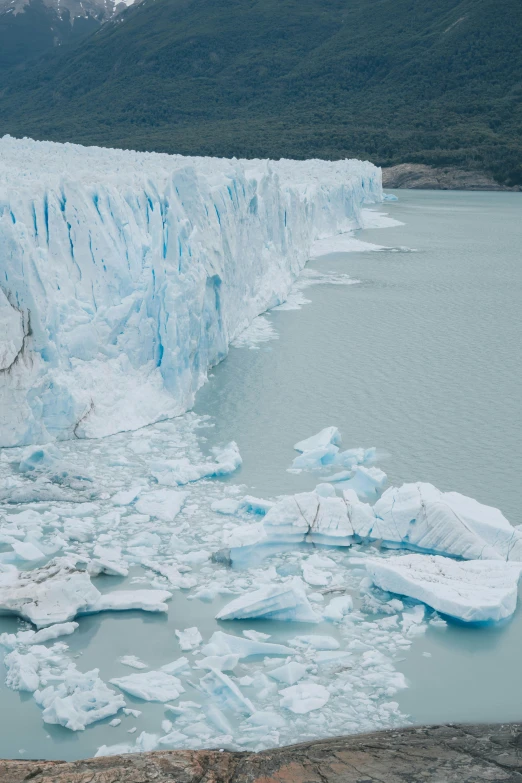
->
(0, 135, 381, 446)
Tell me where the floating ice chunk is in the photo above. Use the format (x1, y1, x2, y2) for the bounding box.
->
(157, 730, 189, 747)
(123, 708, 142, 717)
(206, 704, 233, 734)
(175, 627, 202, 650)
(88, 590, 172, 615)
(262, 491, 356, 547)
(323, 595, 354, 621)
(342, 489, 376, 538)
(150, 442, 241, 486)
(112, 486, 142, 506)
(11, 541, 46, 562)
(63, 518, 95, 543)
(216, 578, 320, 623)
(0, 560, 100, 628)
(238, 496, 274, 515)
(0, 622, 78, 650)
(382, 192, 398, 201)
(315, 650, 352, 666)
(291, 445, 339, 471)
(195, 654, 240, 671)
(279, 683, 330, 714)
(302, 554, 335, 587)
(211, 498, 241, 515)
(35, 669, 125, 730)
(268, 662, 307, 685)
(4, 649, 42, 691)
(161, 657, 190, 675)
(164, 700, 201, 716)
(247, 710, 286, 728)
(294, 427, 342, 453)
(289, 634, 340, 650)
(223, 521, 267, 550)
(200, 669, 254, 714)
(110, 671, 185, 701)
(143, 561, 197, 590)
(366, 554, 522, 623)
(202, 631, 293, 658)
(135, 489, 188, 521)
(109, 718, 121, 727)
(95, 742, 133, 757)
(88, 551, 129, 578)
(243, 629, 271, 642)
(18, 444, 63, 473)
(119, 655, 148, 670)
(340, 466, 387, 501)
(135, 732, 160, 752)
(333, 447, 376, 470)
(372, 482, 522, 560)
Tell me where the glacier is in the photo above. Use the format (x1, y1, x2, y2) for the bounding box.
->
(0, 135, 381, 447)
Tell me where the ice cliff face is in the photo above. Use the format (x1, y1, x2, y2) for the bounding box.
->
(0, 135, 381, 447)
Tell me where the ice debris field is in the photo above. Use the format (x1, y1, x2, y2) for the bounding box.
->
(0, 136, 520, 759)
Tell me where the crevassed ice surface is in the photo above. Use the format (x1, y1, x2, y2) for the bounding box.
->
(0, 135, 380, 446)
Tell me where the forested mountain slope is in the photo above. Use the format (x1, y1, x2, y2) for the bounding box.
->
(0, 0, 521, 184)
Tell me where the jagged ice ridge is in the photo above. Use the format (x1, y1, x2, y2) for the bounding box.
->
(0, 135, 381, 446)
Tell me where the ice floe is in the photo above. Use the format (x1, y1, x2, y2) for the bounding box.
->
(216, 578, 320, 623)
(279, 683, 330, 713)
(110, 671, 185, 702)
(366, 553, 522, 623)
(372, 482, 522, 560)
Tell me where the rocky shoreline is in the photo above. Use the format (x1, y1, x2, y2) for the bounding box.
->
(2, 723, 522, 782)
(382, 163, 521, 191)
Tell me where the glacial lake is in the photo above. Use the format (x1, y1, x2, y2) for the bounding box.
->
(0, 189, 521, 760)
(195, 188, 522, 726)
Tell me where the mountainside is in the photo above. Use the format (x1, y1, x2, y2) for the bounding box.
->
(0, 0, 521, 184)
(0, 0, 137, 69)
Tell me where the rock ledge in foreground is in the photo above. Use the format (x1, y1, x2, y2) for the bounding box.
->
(2, 723, 522, 782)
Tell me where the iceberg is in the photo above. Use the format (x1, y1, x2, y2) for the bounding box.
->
(35, 668, 125, 730)
(134, 489, 188, 521)
(0, 558, 171, 627)
(200, 669, 254, 715)
(225, 488, 377, 565)
(175, 627, 203, 650)
(150, 442, 241, 486)
(267, 662, 307, 685)
(372, 482, 522, 560)
(291, 445, 339, 471)
(201, 631, 294, 658)
(366, 553, 522, 623)
(337, 466, 387, 501)
(216, 578, 320, 623)
(0, 135, 381, 447)
(110, 670, 185, 701)
(0, 560, 100, 627)
(279, 683, 330, 714)
(294, 427, 342, 453)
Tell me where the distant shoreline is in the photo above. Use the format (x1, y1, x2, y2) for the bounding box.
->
(383, 163, 520, 192)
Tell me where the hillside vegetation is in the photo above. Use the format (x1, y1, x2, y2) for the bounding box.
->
(0, 0, 521, 184)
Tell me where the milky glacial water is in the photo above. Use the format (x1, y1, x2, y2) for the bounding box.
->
(195, 189, 522, 725)
(0, 190, 521, 761)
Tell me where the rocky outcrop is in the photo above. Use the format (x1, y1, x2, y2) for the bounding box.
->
(2, 723, 522, 782)
(382, 163, 520, 191)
